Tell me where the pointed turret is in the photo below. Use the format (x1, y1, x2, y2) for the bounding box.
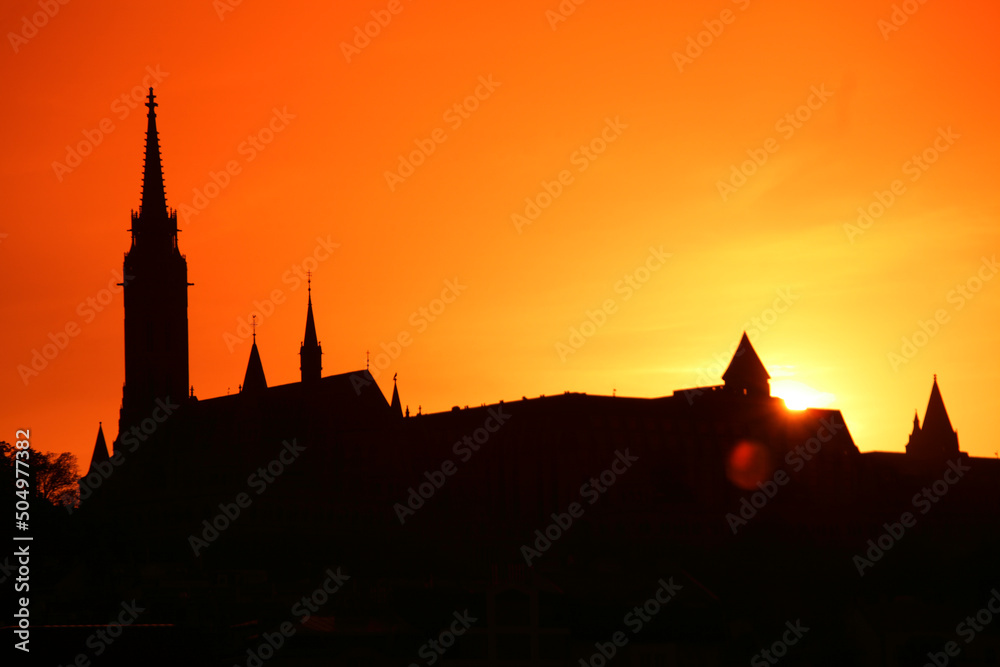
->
(390, 373, 402, 417)
(906, 375, 960, 458)
(242, 330, 268, 394)
(922, 376, 956, 438)
(722, 332, 770, 397)
(300, 277, 322, 382)
(86, 423, 111, 476)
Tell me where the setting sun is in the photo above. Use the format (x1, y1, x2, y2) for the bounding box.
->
(771, 379, 837, 411)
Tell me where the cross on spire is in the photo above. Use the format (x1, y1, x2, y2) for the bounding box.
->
(252, 314, 257, 342)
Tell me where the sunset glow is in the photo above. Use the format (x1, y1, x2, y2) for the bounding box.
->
(771, 380, 837, 411)
(1, 0, 998, 469)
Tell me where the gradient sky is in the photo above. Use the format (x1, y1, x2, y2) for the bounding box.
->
(2, 0, 998, 469)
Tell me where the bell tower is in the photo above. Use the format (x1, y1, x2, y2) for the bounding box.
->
(118, 88, 190, 446)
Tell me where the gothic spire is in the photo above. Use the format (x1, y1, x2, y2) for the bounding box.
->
(87, 423, 110, 475)
(140, 88, 167, 218)
(390, 373, 402, 417)
(242, 337, 268, 394)
(922, 375, 955, 439)
(304, 279, 318, 349)
(907, 375, 960, 458)
(300, 275, 322, 382)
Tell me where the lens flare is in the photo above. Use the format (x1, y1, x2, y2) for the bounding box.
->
(726, 440, 773, 490)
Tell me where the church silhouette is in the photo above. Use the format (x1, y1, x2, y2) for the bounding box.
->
(34, 90, 1000, 666)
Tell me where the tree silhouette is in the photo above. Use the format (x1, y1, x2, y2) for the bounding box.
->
(1, 441, 79, 507)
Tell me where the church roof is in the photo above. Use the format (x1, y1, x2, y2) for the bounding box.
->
(242, 340, 268, 393)
(722, 332, 770, 383)
(190, 369, 396, 433)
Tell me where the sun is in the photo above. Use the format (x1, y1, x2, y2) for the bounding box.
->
(770, 380, 836, 411)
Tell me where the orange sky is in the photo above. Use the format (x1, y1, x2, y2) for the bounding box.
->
(2, 0, 998, 469)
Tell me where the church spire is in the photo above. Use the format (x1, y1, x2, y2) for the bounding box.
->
(86, 423, 110, 477)
(140, 88, 167, 218)
(300, 274, 322, 382)
(119, 89, 189, 447)
(390, 373, 402, 417)
(243, 317, 268, 394)
(906, 375, 960, 459)
(921, 375, 956, 441)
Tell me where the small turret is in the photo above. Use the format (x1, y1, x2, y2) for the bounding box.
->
(722, 332, 770, 398)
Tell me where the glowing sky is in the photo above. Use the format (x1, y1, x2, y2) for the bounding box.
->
(2, 0, 998, 468)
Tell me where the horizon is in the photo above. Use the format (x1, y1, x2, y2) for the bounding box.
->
(2, 1, 998, 468)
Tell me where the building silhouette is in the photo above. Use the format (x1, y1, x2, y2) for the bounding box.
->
(905, 375, 961, 461)
(119, 89, 190, 440)
(48, 89, 1000, 667)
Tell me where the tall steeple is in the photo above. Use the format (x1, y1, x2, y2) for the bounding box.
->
(722, 332, 770, 397)
(300, 275, 322, 382)
(119, 88, 190, 450)
(140, 88, 167, 218)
